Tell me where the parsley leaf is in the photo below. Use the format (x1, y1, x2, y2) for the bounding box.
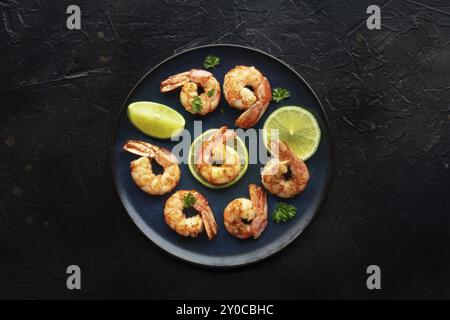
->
(272, 87, 291, 103)
(203, 55, 220, 69)
(271, 202, 297, 223)
(183, 193, 196, 209)
(192, 96, 203, 114)
(207, 88, 215, 97)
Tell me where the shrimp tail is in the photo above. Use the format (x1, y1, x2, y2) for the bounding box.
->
(123, 140, 157, 158)
(271, 140, 307, 173)
(124, 140, 179, 166)
(251, 216, 268, 239)
(235, 99, 270, 129)
(160, 71, 191, 92)
(193, 192, 218, 240)
(269, 139, 293, 161)
(249, 184, 268, 239)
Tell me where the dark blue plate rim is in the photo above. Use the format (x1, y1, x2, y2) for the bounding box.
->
(110, 44, 334, 268)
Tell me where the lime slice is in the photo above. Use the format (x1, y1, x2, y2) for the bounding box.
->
(127, 101, 185, 139)
(263, 106, 321, 160)
(188, 129, 248, 189)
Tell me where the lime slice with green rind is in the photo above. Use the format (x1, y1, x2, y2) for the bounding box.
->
(188, 129, 248, 189)
(128, 101, 185, 139)
(263, 106, 321, 160)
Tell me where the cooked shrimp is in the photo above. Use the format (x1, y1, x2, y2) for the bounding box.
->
(160, 69, 221, 115)
(164, 190, 218, 239)
(223, 184, 267, 239)
(261, 140, 309, 198)
(223, 65, 272, 128)
(123, 140, 180, 195)
(196, 126, 241, 185)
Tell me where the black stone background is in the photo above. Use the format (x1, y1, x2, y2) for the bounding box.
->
(0, 0, 449, 299)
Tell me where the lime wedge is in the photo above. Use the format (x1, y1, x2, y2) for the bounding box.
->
(188, 129, 249, 189)
(127, 101, 185, 139)
(263, 106, 321, 160)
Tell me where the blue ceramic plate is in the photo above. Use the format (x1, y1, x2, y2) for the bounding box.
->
(111, 44, 332, 267)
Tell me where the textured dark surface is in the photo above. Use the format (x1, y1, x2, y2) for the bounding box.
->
(0, 0, 449, 299)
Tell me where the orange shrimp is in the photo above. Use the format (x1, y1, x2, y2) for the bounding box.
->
(223, 66, 272, 128)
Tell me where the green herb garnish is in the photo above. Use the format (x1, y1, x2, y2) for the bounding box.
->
(207, 88, 215, 97)
(271, 202, 297, 223)
(203, 55, 220, 69)
(183, 193, 196, 209)
(192, 96, 203, 113)
(272, 87, 291, 103)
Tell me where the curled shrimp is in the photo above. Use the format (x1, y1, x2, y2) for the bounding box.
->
(160, 69, 221, 115)
(123, 140, 180, 195)
(223, 184, 268, 239)
(223, 65, 272, 128)
(261, 140, 309, 198)
(164, 190, 218, 239)
(196, 126, 241, 185)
